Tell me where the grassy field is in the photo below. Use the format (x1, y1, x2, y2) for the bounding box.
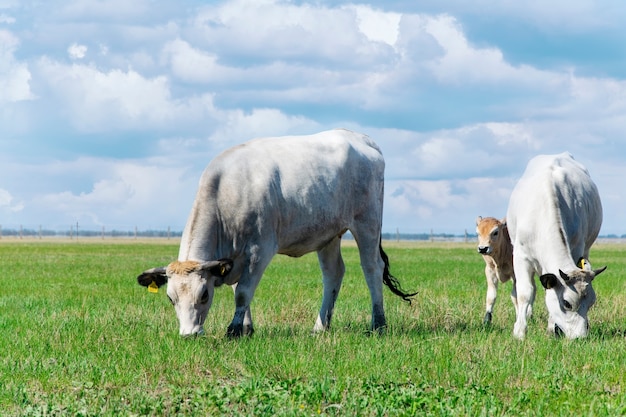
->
(0, 239, 625, 416)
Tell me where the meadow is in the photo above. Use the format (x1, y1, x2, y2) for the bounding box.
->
(0, 239, 625, 416)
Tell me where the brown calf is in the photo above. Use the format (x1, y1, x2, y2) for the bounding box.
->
(475, 216, 516, 324)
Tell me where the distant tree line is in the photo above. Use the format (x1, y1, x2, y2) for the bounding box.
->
(381, 232, 466, 241)
(0, 225, 183, 239)
(1, 225, 625, 241)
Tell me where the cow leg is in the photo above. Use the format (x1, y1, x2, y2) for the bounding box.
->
(227, 249, 272, 338)
(230, 283, 254, 336)
(484, 266, 498, 324)
(313, 236, 345, 332)
(513, 258, 535, 340)
(351, 228, 386, 332)
(510, 277, 518, 315)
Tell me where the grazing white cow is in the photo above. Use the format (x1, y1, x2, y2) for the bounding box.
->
(137, 129, 416, 337)
(506, 152, 606, 339)
(475, 216, 515, 324)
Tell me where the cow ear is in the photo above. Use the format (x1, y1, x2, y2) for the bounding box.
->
(559, 269, 571, 281)
(202, 259, 233, 277)
(137, 267, 168, 288)
(540, 273, 560, 290)
(476, 216, 483, 226)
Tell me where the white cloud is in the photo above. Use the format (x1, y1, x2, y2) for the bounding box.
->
(207, 107, 320, 146)
(0, 14, 16, 24)
(377, 122, 541, 181)
(384, 176, 517, 233)
(399, 14, 549, 86)
(162, 39, 234, 84)
(191, 0, 394, 68)
(0, 30, 34, 102)
(36, 57, 220, 132)
(352, 5, 401, 46)
(57, 0, 156, 21)
(0, 188, 23, 212)
(67, 42, 87, 59)
(0, 189, 11, 206)
(35, 158, 197, 229)
(2, 0, 626, 236)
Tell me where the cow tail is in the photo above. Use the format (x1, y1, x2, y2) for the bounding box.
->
(380, 242, 418, 304)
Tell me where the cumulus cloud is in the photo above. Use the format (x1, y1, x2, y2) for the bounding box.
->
(190, 0, 395, 68)
(0, 30, 34, 102)
(0, 188, 24, 212)
(57, 0, 157, 21)
(36, 158, 197, 229)
(2, 0, 626, 235)
(162, 39, 237, 84)
(384, 176, 516, 233)
(35, 57, 220, 133)
(67, 43, 87, 59)
(206, 107, 320, 146)
(352, 5, 401, 46)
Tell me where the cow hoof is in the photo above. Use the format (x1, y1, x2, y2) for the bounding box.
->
(226, 324, 244, 338)
(243, 324, 255, 337)
(368, 324, 387, 336)
(513, 325, 526, 340)
(483, 312, 492, 325)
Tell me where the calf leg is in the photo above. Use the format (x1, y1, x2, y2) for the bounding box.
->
(484, 266, 498, 324)
(313, 236, 345, 332)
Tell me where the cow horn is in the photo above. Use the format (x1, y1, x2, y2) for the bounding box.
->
(592, 266, 607, 278)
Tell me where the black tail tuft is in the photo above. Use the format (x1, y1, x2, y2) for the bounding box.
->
(380, 243, 418, 304)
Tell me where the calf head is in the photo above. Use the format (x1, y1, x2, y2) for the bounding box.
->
(137, 259, 233, 336)
(476, 216, 507, 255)
(540, 265, 606, 339)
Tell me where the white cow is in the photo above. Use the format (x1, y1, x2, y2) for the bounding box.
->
(475, 216, 515, 324)
(506, 152, 606, 339)
(137, 129, 416, 337)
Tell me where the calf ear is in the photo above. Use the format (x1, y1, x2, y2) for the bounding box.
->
(476, 216, 483, 226)
(137, 267, 168, 288)
(540, 273, 560, 290)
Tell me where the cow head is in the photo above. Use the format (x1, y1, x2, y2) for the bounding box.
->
(137, 259, 233, 336)
(539, 265, 606, 339)
(475, 216, 507, 255)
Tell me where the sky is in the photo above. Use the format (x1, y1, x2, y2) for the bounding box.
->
(1, 0, 626, 236)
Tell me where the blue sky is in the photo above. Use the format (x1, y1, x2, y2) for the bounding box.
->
(1, 0, 625, 235)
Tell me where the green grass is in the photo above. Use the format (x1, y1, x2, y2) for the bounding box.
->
(0, 240, 625, 416)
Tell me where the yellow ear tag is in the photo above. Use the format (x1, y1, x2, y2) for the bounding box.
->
(220, 265, 226, 275)
(148, 281, 159, 294)
(578, 258, 592, 271)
